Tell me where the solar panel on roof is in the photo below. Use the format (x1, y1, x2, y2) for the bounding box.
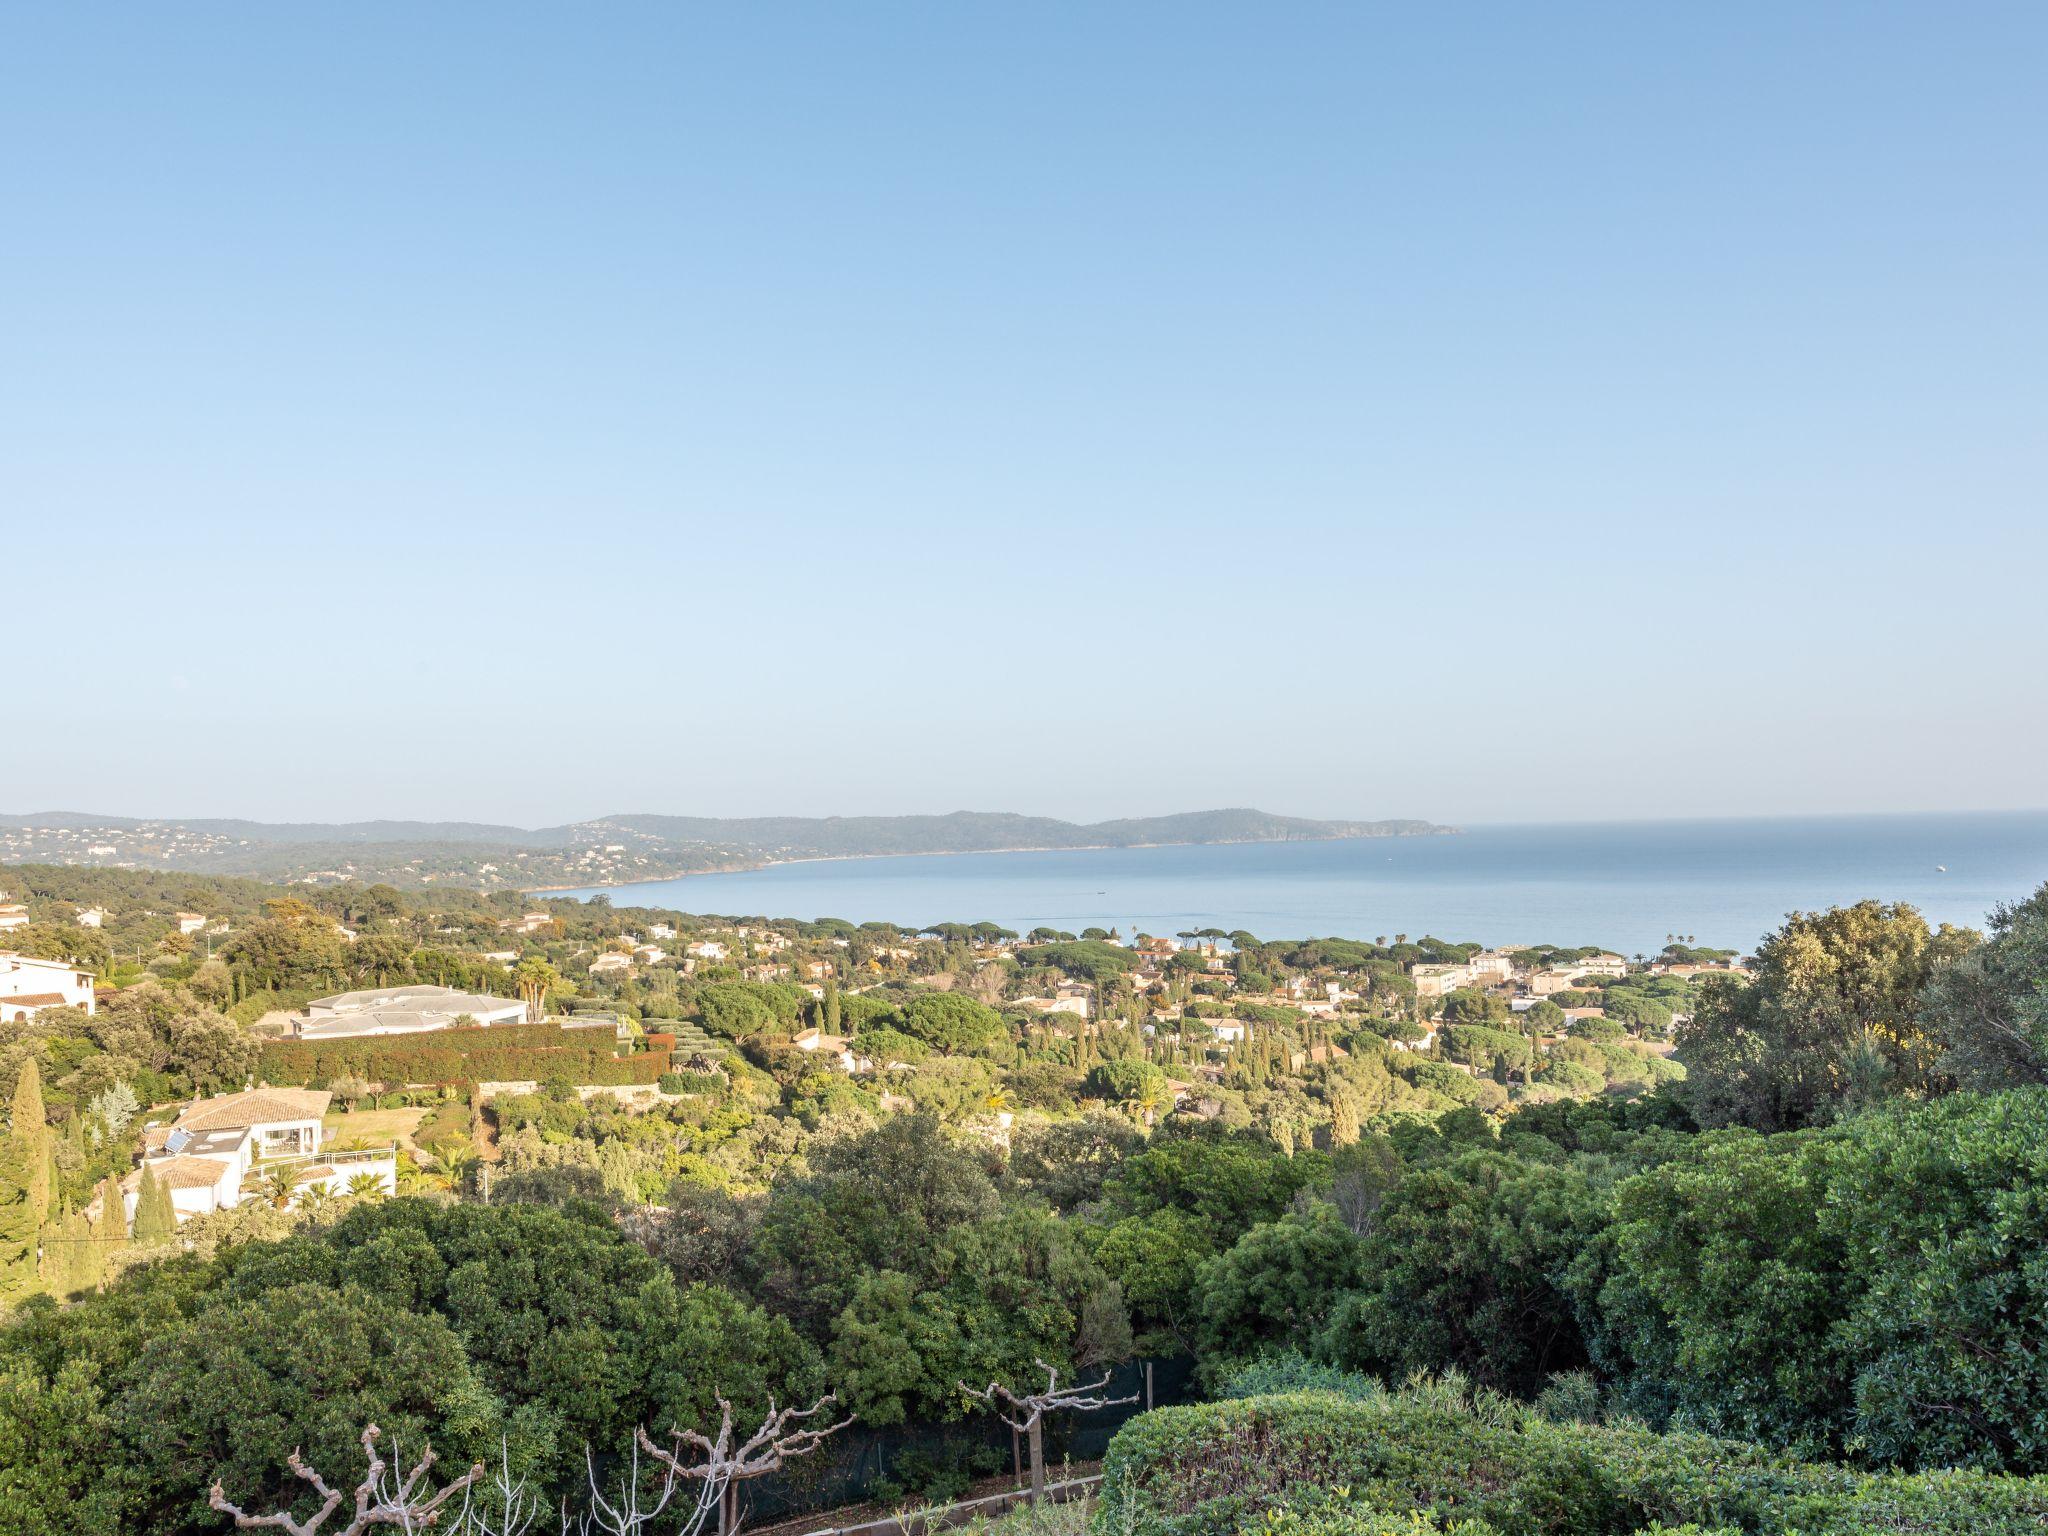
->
(165, 1127, 192, 1154)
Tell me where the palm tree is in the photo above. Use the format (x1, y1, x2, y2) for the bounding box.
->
(257, 1164, 297, 1209)
(981, 1086, 1013, 1116)
(297, 1184, 335, 1223)
(346, 1170, 389, 1201)
(512, 957, 559, 1025)
(426, 1134, 480, 1192)
(394, 1150, 444, 1195)
(1122, 1079, 1167, 1128)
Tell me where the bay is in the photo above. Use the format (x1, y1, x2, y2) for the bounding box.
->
(549, 811, 2048, 956)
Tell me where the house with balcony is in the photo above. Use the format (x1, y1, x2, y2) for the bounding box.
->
(124, 1087, 396, 1224)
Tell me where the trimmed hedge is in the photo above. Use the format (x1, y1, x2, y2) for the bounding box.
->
(258, 1023, 668, 1089)
(1094, 1389, 2048, 1536)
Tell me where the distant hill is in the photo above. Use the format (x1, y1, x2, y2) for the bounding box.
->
(0, 807, 1453, 890)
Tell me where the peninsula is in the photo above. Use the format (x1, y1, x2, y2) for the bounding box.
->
(0, 807, 1454, 891)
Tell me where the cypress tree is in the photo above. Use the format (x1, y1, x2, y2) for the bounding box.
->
(92, 1171, 127, 1288)
(132, 1164, 176, 1244)
(11, 1061, 51, 1225)
(0, 1062, 53, 1302)
(39, 1200, 90, 1297)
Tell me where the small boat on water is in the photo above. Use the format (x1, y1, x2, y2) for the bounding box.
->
(1936, 865, 1947, 873)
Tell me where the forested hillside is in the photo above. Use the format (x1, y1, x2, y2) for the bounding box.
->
(0, 806, 1450, 889)
(2, 865, 2046, 1533)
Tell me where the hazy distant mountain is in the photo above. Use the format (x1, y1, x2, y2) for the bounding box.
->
(0, 807, 1453, 889)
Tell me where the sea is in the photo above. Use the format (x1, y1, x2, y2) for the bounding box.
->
(548, 811, 2048, 956)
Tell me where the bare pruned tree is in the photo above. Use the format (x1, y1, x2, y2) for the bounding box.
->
(210, 1397, 849, 1536)
(208, 1423, 485, 1536)
(958, 1360, 1136, 1505)
(633, 1392, 853, 1536)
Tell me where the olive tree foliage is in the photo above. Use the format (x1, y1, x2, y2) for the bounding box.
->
(1922, 881, 2048, 1092)
(1676, 900, 1977, 1131)
(1590, 1089, 2048, 1470)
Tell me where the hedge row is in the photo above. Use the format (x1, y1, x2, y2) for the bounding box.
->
(1094, 1390, 2048, 1536)
(258, 1023, 669, 1088)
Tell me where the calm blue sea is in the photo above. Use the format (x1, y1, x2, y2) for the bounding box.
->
(551, 812, 2048, 955)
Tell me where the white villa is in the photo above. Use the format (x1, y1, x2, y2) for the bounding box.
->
(291, 983, 528, 1039)
(0, 952, 97, 1022)
(125, 1087, 397, 1223)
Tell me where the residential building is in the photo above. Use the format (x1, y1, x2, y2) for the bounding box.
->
(0, 953, 97, 1022)
(1527, 967, 1608, 996)
(1467, 951, 1516, 984)
(792, 1027, 869, 1073)
(0, 904, 28, 932)
(499, 912, 555, 935)
(75, 907, 109, 929)
(685, 940, 729, 961)
(589, 953, 631, 975)
(291, 983, 526, 1040)
(175, 912, 207, 935)
(1411, 963, 1474, 999)
(125, 1088, 395, 1223)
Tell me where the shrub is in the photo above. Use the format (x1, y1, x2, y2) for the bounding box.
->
(1093, 1388, 2048, 1536)
(1213, 1351, 1384, 1403)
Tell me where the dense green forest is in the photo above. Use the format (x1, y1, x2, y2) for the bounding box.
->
(2, 863, 2047, 1533)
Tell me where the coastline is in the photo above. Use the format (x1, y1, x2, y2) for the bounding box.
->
(524, 828, 1460, 897)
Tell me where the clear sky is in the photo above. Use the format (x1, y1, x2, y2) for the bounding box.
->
(3, 5, 2043, 829)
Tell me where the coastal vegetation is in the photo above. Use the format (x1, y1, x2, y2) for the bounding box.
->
(1, 862, 2047, 1531)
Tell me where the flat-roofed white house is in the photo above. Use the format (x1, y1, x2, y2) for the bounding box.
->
(124, 1087, 397, 1223)
(0, 953, 97, 1022)
(0, 904, 29, 932)
(75, 906, 109, 928)
(291, 983, 527, 1040)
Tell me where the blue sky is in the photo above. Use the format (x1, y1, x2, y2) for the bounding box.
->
(3, 5, 2043, 827)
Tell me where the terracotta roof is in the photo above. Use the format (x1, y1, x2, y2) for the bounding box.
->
(1, 993, 69, 1008)
(124, 1155, 234, 1191)
(174, 1088, 330, 1132)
